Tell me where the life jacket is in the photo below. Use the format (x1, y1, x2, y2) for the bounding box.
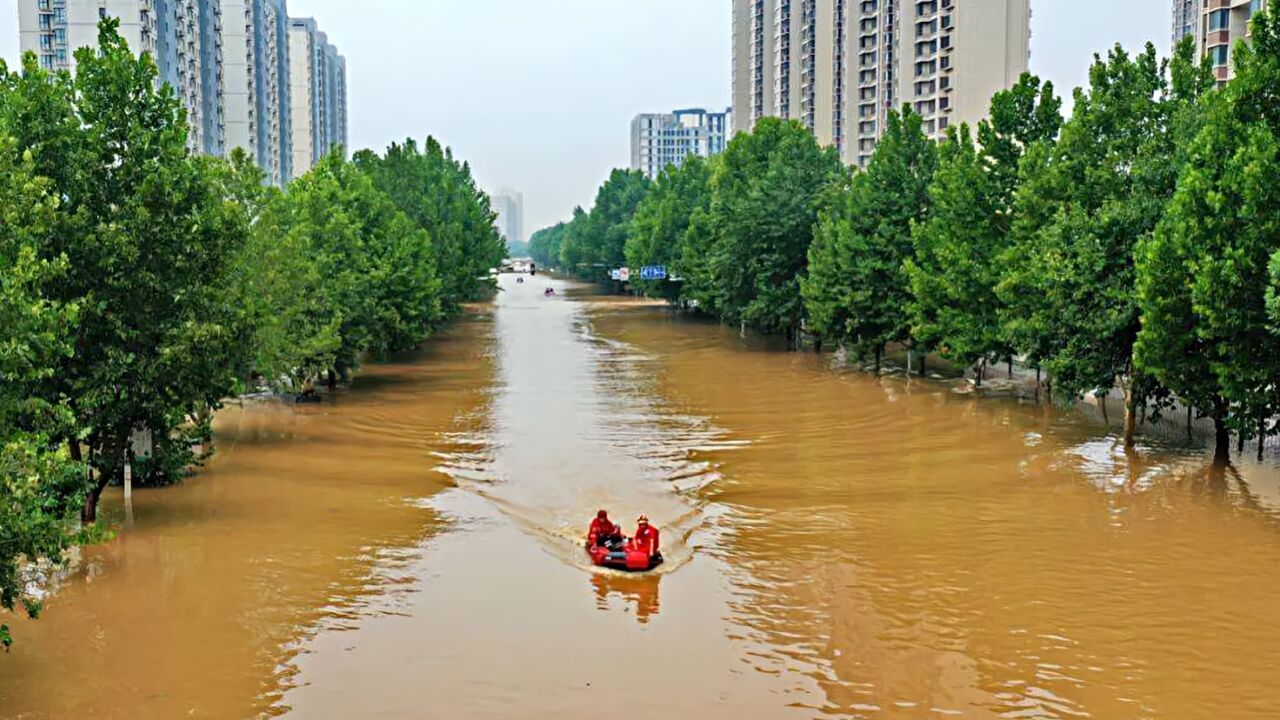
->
(589, 517, 618, 538)
(632, 525, 659, 554)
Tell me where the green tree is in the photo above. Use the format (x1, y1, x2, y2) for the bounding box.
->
(354, 138, 504, 314)
(559, 169, 651, 280)
(1, 22, 253, 515)
(282, 151, 442, 380)
(0, 135, 87, 648)
(905, 126, 1003, 375)
(529, 221, 569, 269)
(708, 118, 842, 343)
(906, 76, 1062, 380)
(626, 156, 713, 301)
(1138, 28, 1274, 463)
(800, 170, 861, 349)
(808, 109, 935, 369)
(1000, 43, 1204, 446)
(214, 150, 341, 390)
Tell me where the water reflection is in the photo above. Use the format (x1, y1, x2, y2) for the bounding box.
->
(590, 572, 662, 625)
(7, 279, 1280, 720)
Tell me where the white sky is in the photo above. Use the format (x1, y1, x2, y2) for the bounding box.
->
(1, 0, 1171, 236)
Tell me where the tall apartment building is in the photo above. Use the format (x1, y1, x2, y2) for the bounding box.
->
(288, 17, 348, 176)
(630, 108, 731, 180)
(1174, 0, 1202, 44)
(222, 0, 292, 186)
(1186, 0, 1268, 83)
(491, 191, 525, 246)
(731, 0, 1031, 167)
(18, 0, 226, 156)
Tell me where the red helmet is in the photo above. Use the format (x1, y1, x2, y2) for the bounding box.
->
(597, 510, 608, 520)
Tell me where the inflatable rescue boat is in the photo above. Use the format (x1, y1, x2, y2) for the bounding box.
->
(586, 538, 663, 572)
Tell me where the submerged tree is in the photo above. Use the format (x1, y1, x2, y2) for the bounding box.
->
(0, 134, 87, 648)
(807, 109, 935, 369)
(626, 156, 713, 301)
(908, 75, 1062, 382)
(706, 117, 842, 342)
(1138, 28, 1274, 464)
(1000, 43, 1206, 447)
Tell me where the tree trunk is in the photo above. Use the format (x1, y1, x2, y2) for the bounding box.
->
(1213, 415, 1231, 466)
(1008, 358, 1014, 379)
(975, 358, 985, 388)
(905, 347, 914, 376)
(1258, 416, 1266, 461)
(814, 338, 823, 354)
(328, 369, 337, 391)
(919, 354, 927, 377)
(874, 345, 883, 376)
(1035, 366, 1042, 402)
(1187, 405, 1194, 444)
(1122, 384, 1138, 449)
(1099, 393, 1109, 425)
(1238, 430, 1246, 455)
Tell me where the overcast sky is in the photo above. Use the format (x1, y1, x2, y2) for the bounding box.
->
(1, 0, 1172, 235)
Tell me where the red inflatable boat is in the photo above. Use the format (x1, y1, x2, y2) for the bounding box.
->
(586, 539, 663, 572)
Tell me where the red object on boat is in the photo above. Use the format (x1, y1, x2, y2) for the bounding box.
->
(586, 540, 663, 572)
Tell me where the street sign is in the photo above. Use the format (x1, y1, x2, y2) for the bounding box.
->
(610, 269, 622, 281)
(639, 265, 668, 281)
(619, 267, 631, 282)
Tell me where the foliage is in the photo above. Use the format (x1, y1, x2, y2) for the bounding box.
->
(0, 134, 86, 646)
(702, 118, 842, 338)
(906, 76, 1062, 373)
(997, 43, 1201, 442)
(1138, 26, 1276, 460)
(626, 156, 714, 300)
(558, 169, 651, 278)
(354, 138, 505, 313)
(805, 109, 935, 362)
(0, 20, 503, 645)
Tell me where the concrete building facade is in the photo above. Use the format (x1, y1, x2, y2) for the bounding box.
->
(18, 0, 226, 156)
(630, 108, 731, 180)
(732, 0, 1031, 167)
(288, 17, 348, 176)
(491, 191, 525, 247)
(222, 0, 292, 185)
(1174, 0, 1203, 44)
(1187, 0, 1268, 83)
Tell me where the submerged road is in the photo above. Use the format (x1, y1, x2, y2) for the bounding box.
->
(3, 273, 1280, 719)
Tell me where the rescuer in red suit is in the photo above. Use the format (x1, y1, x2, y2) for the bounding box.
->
(588, 510, 623, 547)
(630, 515, 660, 558)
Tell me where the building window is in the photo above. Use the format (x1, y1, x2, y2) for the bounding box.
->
(1211, 44, 1229, 66)
(1208, 9, 1230, 31)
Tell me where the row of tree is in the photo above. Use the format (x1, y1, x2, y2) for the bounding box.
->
(534, 10, 1280, 470)
(0, 21, 504, 647)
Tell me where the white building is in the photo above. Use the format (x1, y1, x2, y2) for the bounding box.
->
(288, 16, 348, 176)
(732, 0, 1031, 167)
(18, 0, 226, 156)
(222, 0, 292, 186)
(491, 191, 525, 247)
(630, 108, 731, 180)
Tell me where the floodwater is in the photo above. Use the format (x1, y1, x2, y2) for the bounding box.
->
(3, 274, 1280, 719)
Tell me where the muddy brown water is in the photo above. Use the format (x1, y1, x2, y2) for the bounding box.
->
(3, 275, 1280, 719)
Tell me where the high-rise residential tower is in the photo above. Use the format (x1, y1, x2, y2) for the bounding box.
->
(288, 17, 348, 176)
(1187, 0, 1268, 83)
(18, 0, 226, 156)
(630, 108, 731, 180)
(731, 0, 1031, 167)
(1174, 0, 1202, 45)
(222, 0, 292, 186)
(491, 191, 525, 247)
